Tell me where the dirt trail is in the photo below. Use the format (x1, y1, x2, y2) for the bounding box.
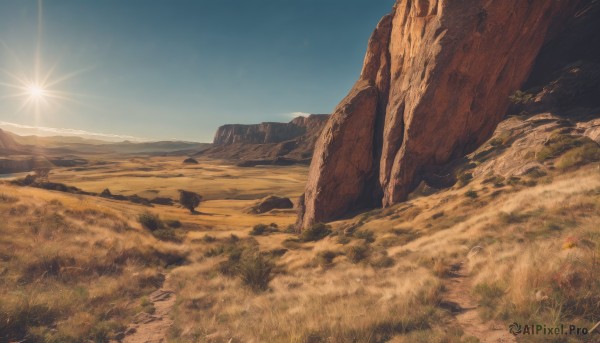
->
(441, 260, 516, 343)
(120, 275, 176, 343)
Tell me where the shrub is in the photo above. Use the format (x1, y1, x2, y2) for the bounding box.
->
(315, 250, 339, 267)
(509, 90, 534, 104)
(138, 212, 163, 231)
(236, 252, 274, 292)
(178, 190, 202, 214)
(353, 230, 375, 243)
(202, 235, 216, 243)
(457, 172, 473, 186)
(555, 141, 600, 170)
(347, 244, 370, 264)
(537, 134, 599, 163)
(465, 190, 478, 199)
(249, 223, 278, 236)
(299, 223, 331, 242)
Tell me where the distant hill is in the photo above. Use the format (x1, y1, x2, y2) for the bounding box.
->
(0, 129, 24, 154)
(0, 129, 211, 174)
(198, 114, 329, 165)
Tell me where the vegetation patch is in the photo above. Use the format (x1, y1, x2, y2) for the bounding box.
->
(298, 223, 332, 242)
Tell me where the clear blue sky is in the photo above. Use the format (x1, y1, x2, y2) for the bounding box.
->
(0, 0, 394, 142)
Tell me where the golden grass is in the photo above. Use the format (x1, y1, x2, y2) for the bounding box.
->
(0, 184, 187, 342)
(2, 147, 598, 342)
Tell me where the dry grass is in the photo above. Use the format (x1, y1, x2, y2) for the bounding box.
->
(1, 139, 598, 342)
(0, 184, 188, 342)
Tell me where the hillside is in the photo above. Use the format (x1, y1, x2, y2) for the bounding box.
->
(199, 114, 328, 165)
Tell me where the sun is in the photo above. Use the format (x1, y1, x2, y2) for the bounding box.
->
(27, 84, 46, 99)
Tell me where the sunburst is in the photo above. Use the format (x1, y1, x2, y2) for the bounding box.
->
(0, 0, 90, 121)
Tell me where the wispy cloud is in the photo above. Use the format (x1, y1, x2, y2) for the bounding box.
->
(0, 121, 146, 142)
(286, 111, 311, 119)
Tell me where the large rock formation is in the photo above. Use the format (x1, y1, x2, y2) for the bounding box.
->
(200, 114, 329, 162)
(298, 0, 581, 229)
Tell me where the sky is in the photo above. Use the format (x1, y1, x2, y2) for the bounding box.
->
(0, 0, 394, 142)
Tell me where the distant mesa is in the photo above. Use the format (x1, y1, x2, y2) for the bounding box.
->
(198, 114, 329, 165)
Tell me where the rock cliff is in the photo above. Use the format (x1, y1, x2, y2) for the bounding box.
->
(200, 114, 329, 162)
(298, 0, 581, 229)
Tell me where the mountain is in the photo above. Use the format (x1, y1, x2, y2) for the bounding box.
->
(297, 0, 597, 229)
(199, 114, 329, 164)
(0, 128, 24, 154)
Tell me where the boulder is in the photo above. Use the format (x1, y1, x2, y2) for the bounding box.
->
(246, 196, 294, 214)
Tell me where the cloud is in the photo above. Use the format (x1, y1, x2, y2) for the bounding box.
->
(287, 112, 311, 118)
(0, 121, 146, 142)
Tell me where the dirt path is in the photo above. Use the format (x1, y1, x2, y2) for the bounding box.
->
(441, 260, 516, 343)
(120, 275, 176, 343)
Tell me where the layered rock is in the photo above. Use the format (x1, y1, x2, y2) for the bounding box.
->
(201, 114, 329, 162)
(298, 0, 580, 229)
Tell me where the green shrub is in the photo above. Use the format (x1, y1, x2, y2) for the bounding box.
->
(237, 252, 274, 292)
(509, 90, 534, 104)
(555, 141, 600, 169)
(537, 134, 599, 163)
(249, 223, 279, 236)
(299, 223, 332, 242)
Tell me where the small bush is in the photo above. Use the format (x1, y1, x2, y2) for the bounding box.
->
(465, 190, 478, 199)
(555, 141, 600, 170)
(509, 90, 534, 104)
(299, 223, 331, 242)
(315, 250, 339, 267)
(138, 212, 163, 231)
(179, 190, 202, 214)
(237, 252, 274, 292)
(202, 235, 217, 243)
(151, 228, 183, 243)
(347, 244, 370, 264)
(457, 172, 473, 186)
(537, 134, 599, 163)
(353, 230, 375, 243)
(249, 223, 278, 236)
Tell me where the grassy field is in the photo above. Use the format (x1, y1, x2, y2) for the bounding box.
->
(1, 138, 599, 342)
(49, 157, 308, 201)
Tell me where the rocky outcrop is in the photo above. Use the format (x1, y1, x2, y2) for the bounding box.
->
(213, 114, 329, 146)
(200, 114, 329, 162)
(298, 0, 580, 229)
(245, 196, 294, 214)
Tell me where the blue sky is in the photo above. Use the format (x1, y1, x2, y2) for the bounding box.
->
(0, 0, 394, 142)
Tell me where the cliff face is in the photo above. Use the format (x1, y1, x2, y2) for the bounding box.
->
(213, 114, 329, 146)
(298, 0, 580, 229)
(202, 114, 329, 162)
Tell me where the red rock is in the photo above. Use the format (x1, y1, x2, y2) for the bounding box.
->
(298, 0, 579, 229)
